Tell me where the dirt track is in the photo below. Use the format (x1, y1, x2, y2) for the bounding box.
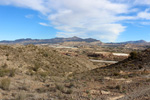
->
(90, 59, 118, 64)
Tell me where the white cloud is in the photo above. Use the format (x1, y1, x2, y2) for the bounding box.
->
(46, 0, 130, 41)
(0, 0, 150, 41)
(0, 0, 50, 14)
(137, 9, 150, 20)
(56, 24, 125, 42)
(39, 22, 49, 26)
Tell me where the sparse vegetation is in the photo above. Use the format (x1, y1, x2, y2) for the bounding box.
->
(1, 63, 8, 69)
(0, 78, 11, 90)
(0, 68, 16, 77)
(0, 44, 149, 99)
(116, 85, 123, 92)
(66, 89, 73, 94)
(55, 84, 65, 93)
(15, 93, 26, 100)
(9, 68, 16, 77)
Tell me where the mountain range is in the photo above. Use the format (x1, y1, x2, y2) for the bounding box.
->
(116, 40, 147, 44)
(0, 36, 149, 45)
(0, 36, 101, 45)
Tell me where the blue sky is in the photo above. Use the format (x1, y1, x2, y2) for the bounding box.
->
(0, 6, 57, 40)
(0, 0, 150, 42)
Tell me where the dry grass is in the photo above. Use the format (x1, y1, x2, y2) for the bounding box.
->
(0, 78, 11, 90)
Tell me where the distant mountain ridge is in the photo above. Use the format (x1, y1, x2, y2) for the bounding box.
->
(0, 36, 101, 45)
(0, 37, 149, 45)
(120, 40, 147, 44)
(107, 40, 148, 45)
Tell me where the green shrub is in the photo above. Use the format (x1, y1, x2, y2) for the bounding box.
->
(113, 72, 120, 76)
(0, 69, 9, 77)
(66, 89, 73, 94)
(55, 84, 65, 92)
(38, 72, 48, 78)
(36, 88, 47, 93)
(37, 72, 49, 82)
(1, 63, 8, 69)
(65, 82, 74, 88)
(86, 90, 90, 94)
(130, 51, 138, 59)
(0, 68, 16, 77)
(9, 68, 16, 77)
(43, 53, 49, 57)
(123, 75, 129, 79)
(116, 85, 123, 92)
(0, 78, 11, 90)
(49, 87, 57, 92)
(30, 66, 39, 72)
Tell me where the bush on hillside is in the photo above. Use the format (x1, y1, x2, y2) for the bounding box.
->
(130, 51, 138, 59)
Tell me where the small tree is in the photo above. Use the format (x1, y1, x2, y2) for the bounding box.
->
(130, 51, 138, 59)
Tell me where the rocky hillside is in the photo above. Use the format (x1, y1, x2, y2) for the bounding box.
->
(0, 45, 149, 100)
(0, 44, 97, 100)
(75, 48, 150, 100)
(82, 48, 150, 78)
(106, 48, 150, 71)
(0, 45, 95, 76)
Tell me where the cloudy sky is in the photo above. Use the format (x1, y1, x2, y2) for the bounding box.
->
(0, 0, 150, 42)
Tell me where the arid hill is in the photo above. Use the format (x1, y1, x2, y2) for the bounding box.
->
(76, 48, 150, 100)
(0, 45, 150, 100)
(104, 48, 150, 71)
(0, 45, 97, 100)
(84, 48, 150, 77)
(0, 45, 95, 76)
